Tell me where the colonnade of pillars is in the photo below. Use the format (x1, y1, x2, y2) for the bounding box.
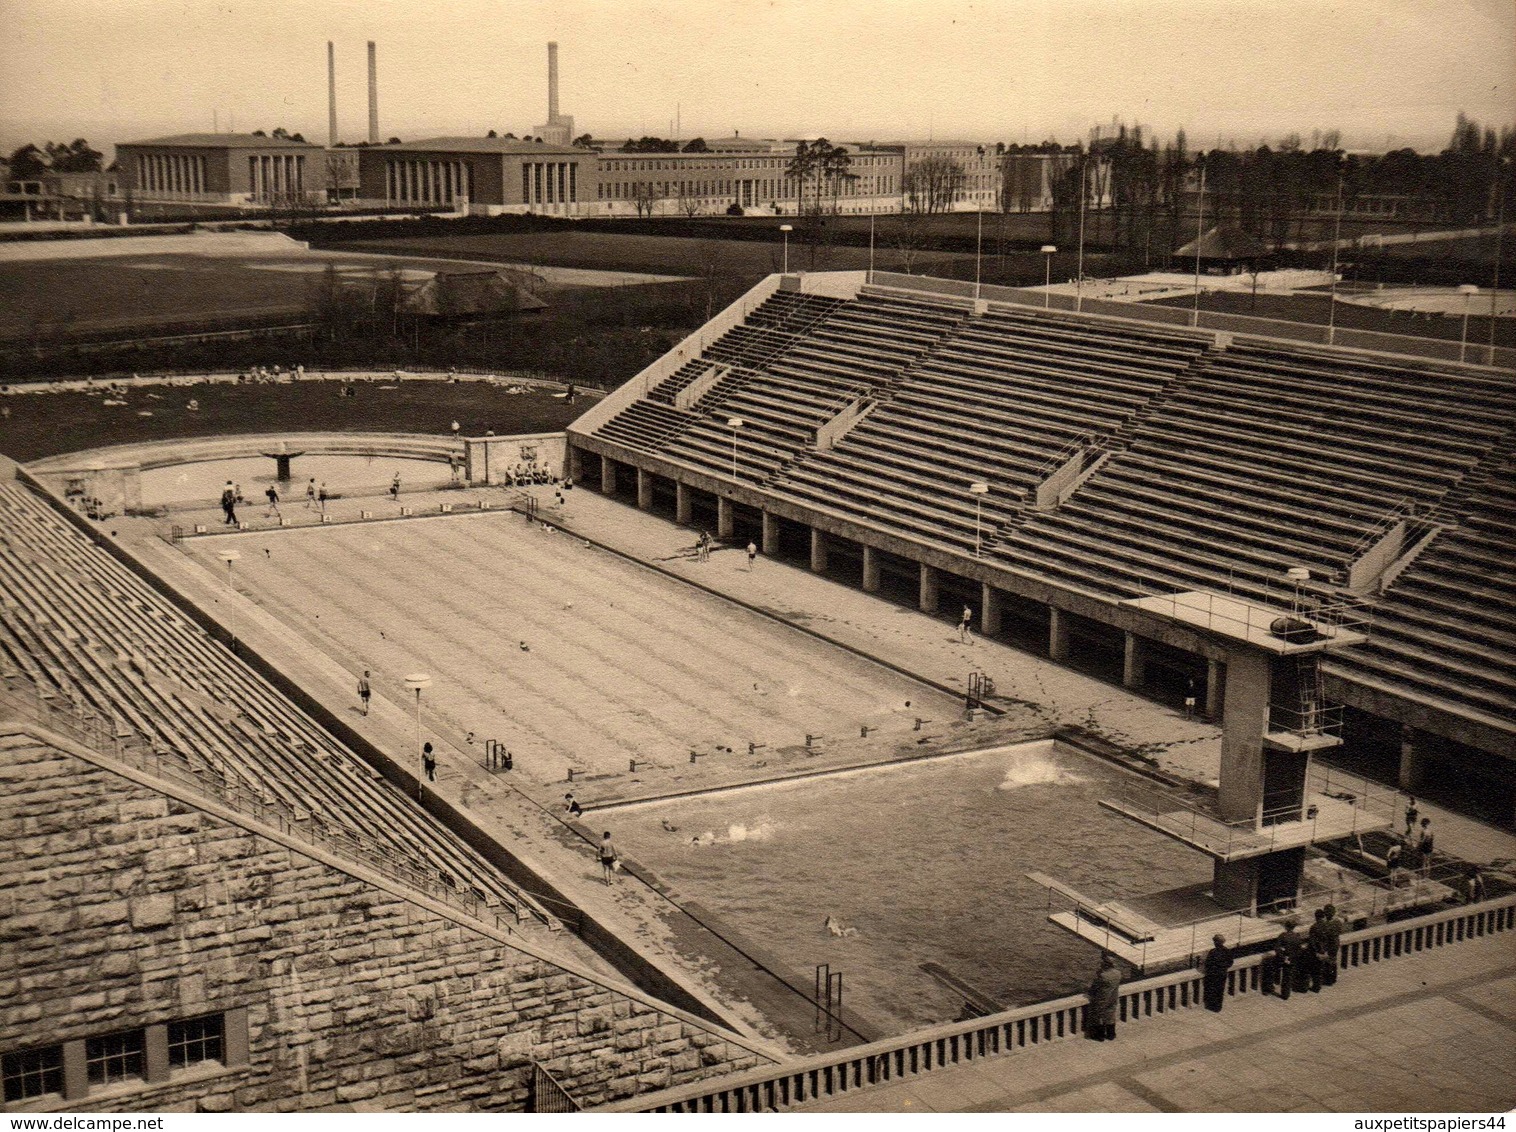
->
(607, 464, 1227, 719)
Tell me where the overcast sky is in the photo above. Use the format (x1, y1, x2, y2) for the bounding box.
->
(2, 0, 1512, 160)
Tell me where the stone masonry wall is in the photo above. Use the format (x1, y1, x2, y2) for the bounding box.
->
(0, 735, 769, 1112)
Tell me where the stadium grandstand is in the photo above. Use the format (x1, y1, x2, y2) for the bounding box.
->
(568, 271, 1516, 818)
(0, 475, 773, 1112)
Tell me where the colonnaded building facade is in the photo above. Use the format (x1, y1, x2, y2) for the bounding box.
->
(115, 133, 1066, 218)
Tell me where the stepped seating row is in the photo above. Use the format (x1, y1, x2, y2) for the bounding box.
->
(994, 336, 1516, 604)
(0, 482, 549, 925)
(766, 299, 1204, 553)
(640, 290, 969, 483)
(593, 400, 701, 452)
(1325, 466, 1516, 725)
(644, 291, 845, 404)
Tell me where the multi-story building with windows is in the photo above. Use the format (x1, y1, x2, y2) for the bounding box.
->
(354, 137, 595, 216)
(116, 134, 327, 207)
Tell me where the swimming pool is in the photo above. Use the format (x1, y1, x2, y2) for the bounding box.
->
(608, 740, 1210, 1035)
(139, 453, 451, 507)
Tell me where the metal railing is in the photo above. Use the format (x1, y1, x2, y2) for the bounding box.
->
(599, 893, 1516, 1112)
(0, 671, 541, 934)
(529, 1062, 582, 1113)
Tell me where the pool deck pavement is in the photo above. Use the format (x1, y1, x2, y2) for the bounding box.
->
(797, 930, 1516, 1113)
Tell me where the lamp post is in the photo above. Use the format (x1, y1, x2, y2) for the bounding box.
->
(779, 224, 793, 274)
(969, 482, 989, 558)
(1076, 157, 1088, 313)
(404, 672, 432, 800)
(974, 209, 983, 299)
(1457, 284, 1480, 363)
(1040, 245, 1057, 308)
(1326, 165, 1345, 345)
(1191, 156, 1206, 328)
(727, 417, 744, 479)
(217, 549, 241, 653)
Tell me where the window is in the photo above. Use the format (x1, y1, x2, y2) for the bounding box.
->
(167, 1015, 224, 1070)
(85, 1030, 144, 1088)
(3, 1045, 63, 1104)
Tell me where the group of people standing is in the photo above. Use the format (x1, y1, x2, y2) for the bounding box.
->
(1260, 905, 1346, 1001)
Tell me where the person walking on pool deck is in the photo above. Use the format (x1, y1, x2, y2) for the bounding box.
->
(959, 604, 973, 643)
(1270, 918, 1306, 998)
(1319, 904, 1343, 986)
(1202, 934, 1233, 1012)
(357, 670, 371, 716)
(220, 482, 237, 526)
(598, 831, 619, 885)
(305, 478, 317, 509)
(422, 742, 436, 782)
(264, 485, 280, 518)
(746, 541, 757, 571)
(391, 473, 401, 501)
(1086, 952, 1121, 1040)
(1404, 796, 1419, 839)
(1417, 816, 1435, 874)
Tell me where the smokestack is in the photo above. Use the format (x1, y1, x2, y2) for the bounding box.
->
(327, 42, 338, 147)
(367, 41, 379, 144)
(547, 41, 559, 123)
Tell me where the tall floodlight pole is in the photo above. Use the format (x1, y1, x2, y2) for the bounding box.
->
(1457, 284, 1480, 362)
(1076, 157, 1088, 313)
(1327, 166, 1345, 345)
(404, 673, 432, 800)
(1191, 158, 1206, 328)
(868, 213, 876, 283)
(970, 482, 989, 558)
(780, 224, 793, 274)
(1490, 159, 1507, 365)
(974, 209, 983, 299)
(1041, 245, 1057, 308)
(727, 417, 744, 479)
(218, 550, 241, 652)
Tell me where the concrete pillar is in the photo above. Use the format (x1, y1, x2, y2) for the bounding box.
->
(1399, 726, 1427, 793)
(1217, 649, 1272, 826)
(862, 545, 881, 593)
(809, 528, 828, 574)
(981, 582, 1002, 636)
(636, 467, 653, 511)
(1206, 658, 1224, 721)
(1122, 632, 1148, 689)
(566, 445, 583, 484)
(717, 496, 734, 539)
(1048, 606, 1070, 663)
(761, 510, 779, 555)
(918, 563, 939, 614)
(675, 482, 692, 525)
(600, 459, 617, 495)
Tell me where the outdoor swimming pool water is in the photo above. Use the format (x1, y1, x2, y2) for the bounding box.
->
(140, 454, 452, 507)
(610, 740, 1211, 1035)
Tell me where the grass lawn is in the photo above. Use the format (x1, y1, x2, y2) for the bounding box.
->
(0, 378, 586, 463)
(1143, 288, 1515, 347)
(326, 230, 977, 280)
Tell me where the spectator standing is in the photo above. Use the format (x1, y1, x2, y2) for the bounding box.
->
(1201, 934, 1233, 1012)
(1404, 796, 1419, 838)
(1085, 953, 1121, 1040)
(357, 670, 371, 716)
(1417, 817, 1435, 874)
(1319, 904, 1343, 985)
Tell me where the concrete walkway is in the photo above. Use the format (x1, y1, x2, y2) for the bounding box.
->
(799, 931, 1516, 1113)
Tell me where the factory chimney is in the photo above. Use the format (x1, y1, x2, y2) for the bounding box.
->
(547, 41, 559, 124)
(367, 41, 379, 144)
(327, 42, 338, 147)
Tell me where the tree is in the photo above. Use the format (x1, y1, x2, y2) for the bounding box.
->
(621, 137, 679, 153)
(47, 139, 103, 173)
(487, 130, 498, 138)
(681, 137, 709, 153)
(629, 182, 658, 218)
(903, 154, 966, 215)
(675, 181, 705, 218)
(572, 133, 595, 148)
(8, 144, 48, 179)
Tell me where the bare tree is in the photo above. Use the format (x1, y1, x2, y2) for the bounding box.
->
(629, 182, 658, 218)
(903, 155, 966, 215)
(676, 182, 705, 219)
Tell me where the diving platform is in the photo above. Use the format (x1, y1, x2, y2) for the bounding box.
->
(1122, 590, 1368, 655)
(1098, 775, 1395, 863)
